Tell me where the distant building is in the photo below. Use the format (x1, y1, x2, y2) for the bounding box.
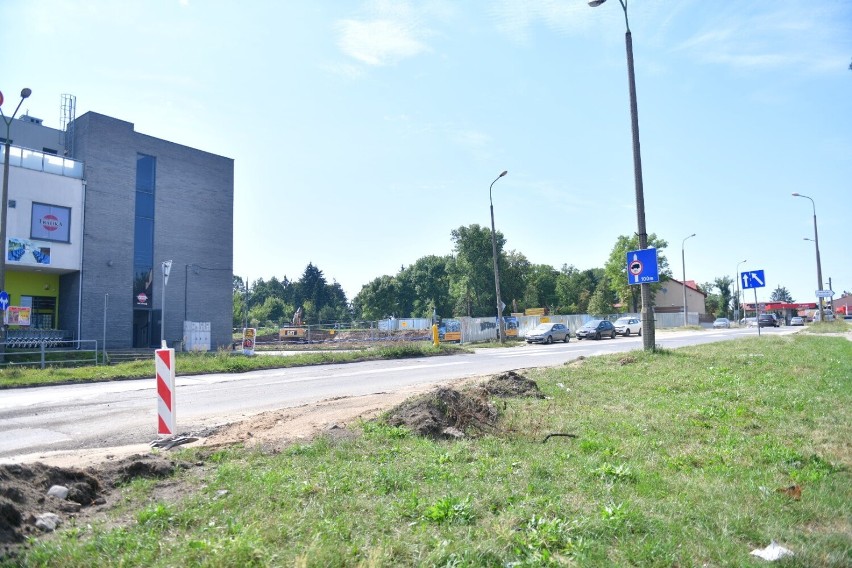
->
(2, 109, 234, 350)
(654, 279, 707, 315)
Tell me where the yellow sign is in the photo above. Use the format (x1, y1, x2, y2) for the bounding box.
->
(525, 308, 546, 316)
(540, 316, 551, 323)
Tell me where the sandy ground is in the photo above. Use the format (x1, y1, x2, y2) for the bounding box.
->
(11, 377, 480, 470)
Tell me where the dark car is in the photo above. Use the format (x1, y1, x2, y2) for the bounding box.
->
(757, 314, 779, 328)
(526, 322, 571, 344)
(576, 319, 616, 340)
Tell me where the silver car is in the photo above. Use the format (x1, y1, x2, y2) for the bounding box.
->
(713, 317, 730, 329)
(614, 316, 642, 336)
(526, 322, 571, 344)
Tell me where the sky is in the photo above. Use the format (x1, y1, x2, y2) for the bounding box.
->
(3, 0, 851, 307)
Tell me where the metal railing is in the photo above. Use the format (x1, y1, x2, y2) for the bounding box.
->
(0, 339, 99, 369)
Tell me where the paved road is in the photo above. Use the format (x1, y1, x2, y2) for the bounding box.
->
(0, 326, 796, 461)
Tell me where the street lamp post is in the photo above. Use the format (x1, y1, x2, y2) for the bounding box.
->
(160, 260, 172, 348)
(489, 170, 508, 344)
(681, 233, 695, 326)
(588, 0, 655, 351)
(0, 87, 33, 348)
(735, 259, 747, 322)
(792, 193, 824, 322)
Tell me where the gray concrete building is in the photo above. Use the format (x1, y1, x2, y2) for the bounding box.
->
(3, 109, 234, 350)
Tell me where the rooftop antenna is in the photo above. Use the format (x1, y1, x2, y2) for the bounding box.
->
(60, 94, 77, 157)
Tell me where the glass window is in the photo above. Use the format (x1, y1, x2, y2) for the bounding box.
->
(135, 191, 154, 219)
(136, 154, 156, 193)
(133, 218, 154, 265)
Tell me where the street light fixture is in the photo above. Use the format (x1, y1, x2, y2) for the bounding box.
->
(588, 0, 655, 351)
(489, 170, 508, 344)
(681, 233, 695, 326)
(735, 258, 747, 322)
(0, 87, 32, 348)
(792, 193, 824, 322)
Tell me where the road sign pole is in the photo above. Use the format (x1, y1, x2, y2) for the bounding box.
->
(754, 288, 761, 337)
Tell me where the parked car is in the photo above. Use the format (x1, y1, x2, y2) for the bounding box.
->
(613, 316, 642, 336)
(576, 319, 616, 340)
(740, 317, 757, 327)
(758, 314, 779, 328)
(790, 316, 805, 326)
(526, 322, 571, 344)
(712, 317, 731, 329)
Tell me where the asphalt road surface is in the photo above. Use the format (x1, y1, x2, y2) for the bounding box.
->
(0, 326, 796, 462)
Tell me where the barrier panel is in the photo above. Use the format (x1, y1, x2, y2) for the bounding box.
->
(155, 348, 176, 436)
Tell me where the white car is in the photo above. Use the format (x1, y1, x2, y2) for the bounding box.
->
(613, 316, 642, 336)
(713, 317, 731, 329)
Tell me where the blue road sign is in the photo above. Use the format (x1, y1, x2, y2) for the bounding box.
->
(741, 270, 766, 289)
(0, 290, 8, 311)
(626, 248, 660, 285)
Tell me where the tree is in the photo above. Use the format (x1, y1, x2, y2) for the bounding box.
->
(713, 276, 733, 317)
(770, 286, 794, 303)
(352, 275, 403, 321)
(555, 265, 602, 314)
(587, 278, 617, 316)
(404, 255, 453, 318)
(603, 234, 671, 312)
(449, 224, 503, 317)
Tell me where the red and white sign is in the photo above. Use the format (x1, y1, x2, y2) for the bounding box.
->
(137, 293, 148, 304)
(155, 348, 176, 436)
(40, 214, 62, 232)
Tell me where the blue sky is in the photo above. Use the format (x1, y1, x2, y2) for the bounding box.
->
(4, 0, 851, 306)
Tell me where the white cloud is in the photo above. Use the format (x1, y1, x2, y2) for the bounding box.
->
(336, 18, 429, 66)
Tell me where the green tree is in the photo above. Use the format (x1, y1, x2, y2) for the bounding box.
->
(522, 264, 559, 312)
(770, 286, 794, 303)
(604, 234, 671, 312)
(352, 275, 403, 321)
(713, 276, 733, 317)
(587, 278, 617, 316)
(404, 255, 453, 318)
(448, 224, 502, 317)
(555, 265, 602, 314)
(700, 281, 722, 316)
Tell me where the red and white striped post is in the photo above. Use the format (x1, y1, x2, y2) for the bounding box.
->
(155, 347, 176, 436)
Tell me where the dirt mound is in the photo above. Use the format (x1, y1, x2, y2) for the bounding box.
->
(481, 370, 545, 398)
(385, 387, 498, 438)
(0, 454, 183, 555)
(384, 372, 542, 439)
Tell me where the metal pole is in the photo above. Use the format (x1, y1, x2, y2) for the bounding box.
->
(0, 88, 32, 354)
(161, 265, 166, 347)
(681, 234, 695, 326)
(755, 288, 761, 337)
(102, 293, 108, 363)
(489, 171, 508, 343)
(735, 259, 747, 324)
(793, 193, 824, 322)
(589, 0, 654, 350)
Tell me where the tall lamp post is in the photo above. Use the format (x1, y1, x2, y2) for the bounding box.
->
(489, 170, 508, 344)
(0, 87, 33, 345)
(735, 258, 747, 322)
(681, 233, 695, 326)
(792, 193, 824, 322)
(589, 0, 654, 351)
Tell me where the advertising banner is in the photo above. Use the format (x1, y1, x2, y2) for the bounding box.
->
(7, 238, 51, 265)
(242, 328, 256, 355)
(5, 306, 32, 326)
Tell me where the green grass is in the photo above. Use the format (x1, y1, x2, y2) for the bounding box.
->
(0, 343, 467, 389)
(8, 334, 852, 567)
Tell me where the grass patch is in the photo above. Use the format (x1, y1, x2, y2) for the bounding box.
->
(9, 334, 852, 567)
(0, 343, 468, 389)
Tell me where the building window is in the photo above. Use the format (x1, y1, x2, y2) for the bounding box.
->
(30, 202, 72, 243)
(133, 154, 156, 308)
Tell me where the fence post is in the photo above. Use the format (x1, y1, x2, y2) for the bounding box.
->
(40, 340, 46, 369)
